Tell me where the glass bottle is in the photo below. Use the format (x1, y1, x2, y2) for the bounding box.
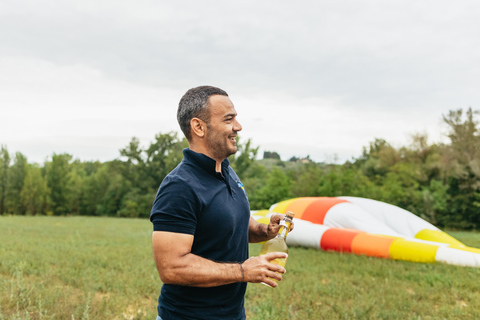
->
(259, 211, 294, 285)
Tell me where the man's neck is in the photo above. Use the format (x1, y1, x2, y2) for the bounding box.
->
(189, 144, 223, 173)
(215, 162, 222, 174)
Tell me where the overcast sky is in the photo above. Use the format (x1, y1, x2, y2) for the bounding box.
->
(1, 0, 479, 164)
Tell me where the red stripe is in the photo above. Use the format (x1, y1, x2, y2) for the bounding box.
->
(320, 228, 363, 253)
(302, 197, 348, 224)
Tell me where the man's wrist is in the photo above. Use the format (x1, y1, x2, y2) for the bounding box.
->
(238, 262, 244, 282)
(264, 223, 273, 239)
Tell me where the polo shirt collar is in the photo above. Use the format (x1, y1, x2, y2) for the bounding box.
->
(183, 148, 230, 177)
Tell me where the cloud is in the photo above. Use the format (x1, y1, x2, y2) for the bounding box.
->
(1, 0, 479, 163)
(0, 57, 182, 163)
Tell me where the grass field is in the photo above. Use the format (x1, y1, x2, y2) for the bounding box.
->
(1, 216, 480, 320)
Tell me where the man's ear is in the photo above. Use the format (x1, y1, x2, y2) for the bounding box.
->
(190, 118, 206, 138)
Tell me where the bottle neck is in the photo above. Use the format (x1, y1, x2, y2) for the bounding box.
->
(276, 220, 291, 239)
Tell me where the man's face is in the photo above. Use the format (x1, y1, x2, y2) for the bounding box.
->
(204, 95, 242, 161)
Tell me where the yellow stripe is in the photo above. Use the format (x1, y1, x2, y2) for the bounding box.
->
(415, 229, 465, 247)
(389, 239, 439, 263)
(256, 217, 271, 225)
(251, 210, 270, 218)
(270, 198, 298, 213)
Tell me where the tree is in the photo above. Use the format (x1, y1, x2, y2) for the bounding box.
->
(249, 167, 292, 210)
(441, 108, 480, 228)
(291, 163, 324, 197)
(119, 137, 149, 191)
(263, 151, 281, 160)
(99, 172, 131, 216)
(21, 164, 48, 215)
(0, 145, 10, 214)
(80, 163, 111, 216)
(45, 153, 73, 215)
(317, 164, 380, 199)
(67, 160, 85, 215)
(359, 138, 401, 179)
(230, 137, 259, 178)
(443, 108, 480, 164)
(146, 132, 187, 191)
(116, 187, 155, 218)
(420, 179, 449, 225)
(378, 163, 424, 215)
(8, 152, 28, 214)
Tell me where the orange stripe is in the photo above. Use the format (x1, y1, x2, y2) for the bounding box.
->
(284, 197, 317, 220)
(320, 228, 363, 253)
(302, 197, 349, 224)
(351, 234, 394, 259)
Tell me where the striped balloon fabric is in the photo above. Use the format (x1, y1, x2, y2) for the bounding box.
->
(251, 197, 480, 267)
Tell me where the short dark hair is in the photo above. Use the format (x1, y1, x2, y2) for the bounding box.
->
(177, 85, 229, 141)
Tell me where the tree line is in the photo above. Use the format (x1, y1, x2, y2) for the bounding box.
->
(1, 108, 479, 229)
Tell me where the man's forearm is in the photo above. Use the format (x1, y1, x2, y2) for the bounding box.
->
(157, 252, 243, 287)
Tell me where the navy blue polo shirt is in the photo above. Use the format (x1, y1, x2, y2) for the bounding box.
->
(150, 148, 250, 320)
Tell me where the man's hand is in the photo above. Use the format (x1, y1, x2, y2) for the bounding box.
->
(248, 213, 295, 243)
(265, 213, 295, 239)
(241, 252, 288, 288)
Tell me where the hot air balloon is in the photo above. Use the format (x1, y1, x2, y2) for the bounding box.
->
(251, 197, 480, 267)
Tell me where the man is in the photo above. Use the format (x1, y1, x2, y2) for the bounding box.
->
(150, 86, 291, 320)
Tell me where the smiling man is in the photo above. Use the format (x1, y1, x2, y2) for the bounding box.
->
(150, 86, 290, 320)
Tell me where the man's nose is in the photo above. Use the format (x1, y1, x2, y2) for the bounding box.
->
(234, 119, 242, 132)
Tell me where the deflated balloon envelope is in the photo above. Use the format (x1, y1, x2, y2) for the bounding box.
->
(251, 197, 480, 267)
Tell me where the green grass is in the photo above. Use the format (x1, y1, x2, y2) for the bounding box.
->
(2, 216, 480, 319)
(0, 216, 158, 320)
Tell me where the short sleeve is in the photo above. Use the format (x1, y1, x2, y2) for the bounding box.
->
(150, 176, 200, 235)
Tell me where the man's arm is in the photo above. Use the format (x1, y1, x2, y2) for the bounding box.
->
(248, 214, 294, 243)
(152, 231, 288, 288)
